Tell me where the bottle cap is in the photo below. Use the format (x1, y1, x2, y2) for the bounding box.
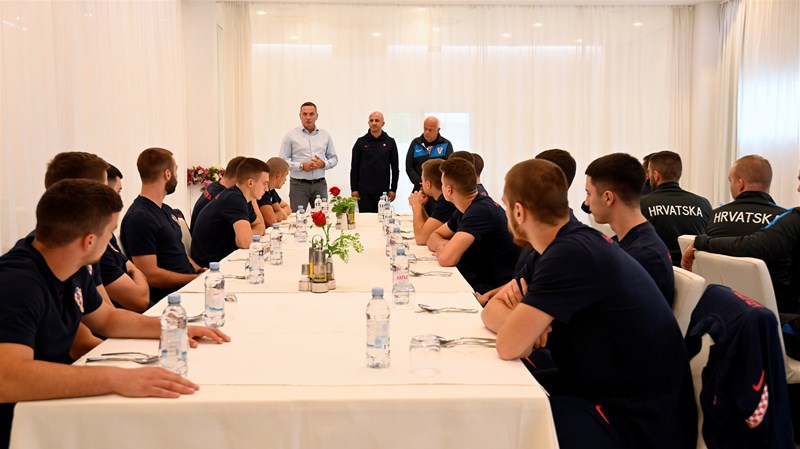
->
(372, 287, 384, 297)
(167, 293, 181, 304)
(252, 234, 261, 241)
(298, 206, 304, 212)
(209, 262, 220, 271)
(273, 223, 280, 229)
(393, 225, 400, 232)
(396, 246, 405, 255)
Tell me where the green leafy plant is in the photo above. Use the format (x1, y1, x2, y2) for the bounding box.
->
(311, 210, 364, 262)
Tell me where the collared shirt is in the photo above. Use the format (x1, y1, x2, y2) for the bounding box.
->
(280, 126, 338, 180)
(706, 191, 787, 237)
(190, 181, 226, 232)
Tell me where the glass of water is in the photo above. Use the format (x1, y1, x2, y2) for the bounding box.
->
(409, 334, 441, 377)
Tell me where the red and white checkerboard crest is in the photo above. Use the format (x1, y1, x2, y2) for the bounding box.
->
(74, 287, 84, 313)
(745, 383, 768, 428)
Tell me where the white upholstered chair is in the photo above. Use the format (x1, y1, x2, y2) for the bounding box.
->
(692, 251, 800, 384)
(672, 266, 706, 337)
(677, 234, 694, 255)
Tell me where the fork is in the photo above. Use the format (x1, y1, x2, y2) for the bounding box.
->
(410, 270, 452, 277)
(86, 353, 159, 365)
(431, 335, 497, 347)
(417, 304, 478, 314)
(224, 274, 246, 280)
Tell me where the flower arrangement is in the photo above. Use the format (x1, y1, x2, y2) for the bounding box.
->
(187, 165, 224, 191)
(311, 210, 363, 263)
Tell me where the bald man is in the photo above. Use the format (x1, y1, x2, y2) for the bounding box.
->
(349, 111, 400, 212)
(706, 154, 788, 237)
(406, 116, 453, 192)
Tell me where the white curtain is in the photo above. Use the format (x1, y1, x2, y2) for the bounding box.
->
(219, 2, 253, 158)
(249, 4, 689, 214)
(736, 0, 800, 208)
(0, 1, 188, 252)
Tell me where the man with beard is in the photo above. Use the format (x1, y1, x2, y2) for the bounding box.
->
(0, 180, 230, 448)
(493, 159, 696, 449)
(121, 147, 203, 306)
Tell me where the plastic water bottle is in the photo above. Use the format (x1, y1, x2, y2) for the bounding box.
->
(390, 225, 402, 258)
(270, 223, 283, 265)
(366, 287, 390, 368)
(204, 262, 225, 328)
(248, 235, 264, 284)
(381, 201, 392, 223)
(322, 196, 330, 221)
(392, 246, 414, 305)
(377, 192, 387, 222)
(384, 218, 396, 256)
(160, 293, 188, 376)
(295, 206, 308, 242)
(314, 195, 322, 213)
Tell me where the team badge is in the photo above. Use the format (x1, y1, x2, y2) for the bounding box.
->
(74, 287, 84, 313)
(436, 146, 444, 155)
(86, 264, 93, 276)
(171, 214, 179, 223)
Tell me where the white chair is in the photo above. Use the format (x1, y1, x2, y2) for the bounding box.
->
(587, 214, 614, 237)
(176, 215, 192, 257)
(677, 234, 694, 254)
(672, 266, 706, 336)
(692, 251, 800, 384)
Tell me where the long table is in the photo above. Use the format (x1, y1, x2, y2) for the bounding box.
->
(9, 213, 558, 449)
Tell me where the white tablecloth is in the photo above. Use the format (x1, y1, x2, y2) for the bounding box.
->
(9, 213, 558, 449)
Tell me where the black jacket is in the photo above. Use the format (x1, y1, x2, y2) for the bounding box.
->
(707, 191, 787, 237)
(695, 208, 800, 314)
(641, 182, 712, 265)
(686, 285, 794, 449)
(405, 133, 453, 190)
(350, 130, 399, 194)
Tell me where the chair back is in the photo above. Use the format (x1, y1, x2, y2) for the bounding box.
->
(692, 251, 799, 383)
(678, 234, 695, 254)
(672, 266, 706, 336)
(176, 216, 192, 257)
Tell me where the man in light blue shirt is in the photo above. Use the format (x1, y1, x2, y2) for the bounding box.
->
(279, 101, 338, 211)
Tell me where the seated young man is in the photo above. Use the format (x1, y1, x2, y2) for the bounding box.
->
(191, 158, 270, 267)
(427, 158, 520, 293)
(584, 153, 674, 305)
(408, 159, 456, 245)
(258, 157, 292, 226)
(190, 156, 246, 233)
(0, 180, 229, 448)
(492, 159, 696, 449)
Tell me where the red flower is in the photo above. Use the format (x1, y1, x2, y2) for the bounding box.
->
(311, 210, 327, 227)
(329, 186, 341, 197)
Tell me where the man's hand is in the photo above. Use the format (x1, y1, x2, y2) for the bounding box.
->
(312, 155, 325, 169)
(533, 325, 553, 349)
(351, 191, 360, 200)
(681, 242, 696, 271)
(408, 191, 428, 208)
(388, 191, 396, 202)
(113, 367, 199, 398)
(495, 278, 527, 309)
(186, 326, 231, 348)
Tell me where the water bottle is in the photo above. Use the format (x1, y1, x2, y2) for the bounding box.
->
(248, 235, 264, 284)
(381, 201, 392, 223)
(160, 293, 188, 376)
(314, 195, 322, 213)
(204, 262, 225, 328)
(270, 223, 283, 265)
(366, 287, 390, 368)
(384, 218, 396, 256)
(322, 196, 330, 221)
(377, 192, 387, 222)
(295, 206, 308, 242)
(392, 246, 414, 305)
(390, 225, 402, 258)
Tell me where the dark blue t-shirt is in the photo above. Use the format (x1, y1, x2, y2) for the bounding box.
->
(445, 195, 521, 293)
(191, 185, 251, 267)
(430, 193, 457, 223)
(0, 236, 104, 446)
(257, 189, 282, 208)
(190, 181, 225, 232)
(99, 234, 127, 286)
(121, 196, 195, 304)
(613, 221, 674, 305)
(477, 184, 489, 197)
(521, 221, 695, 449)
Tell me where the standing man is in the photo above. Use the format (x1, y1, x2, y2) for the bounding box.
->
(641, 150, 712, 266)
(350, 111, 399, 212)
(121, 148, 202, 306)
(406, 116, 453, 192)
(279, 102, 338, 212)
(707, 154, 787, 237)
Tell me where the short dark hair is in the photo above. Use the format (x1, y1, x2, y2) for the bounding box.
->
(642, 153, 656, 169)
(44, 152, 110, 188)
(224, 156, 246, 179)
(236, 158, 270, 184)
(733, 155, 772, 190)
(106, 164, 123, 182)
(36, 179, 123, 246)
(440, 157, 477, 195)
(505, 159, 569, 226)
(137, 148, 174, 183)
(421, 159, 445, 190)
(535, 149, 576, 188)
(649, 150, 682, 182)
(472, 153, 484, 176)
(585, 153, 646, 207)
(449, 151, 476, 166)
(300, 101, 317, 112)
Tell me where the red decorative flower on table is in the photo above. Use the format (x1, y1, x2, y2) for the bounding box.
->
(311, 211, 327, 227)
(329, 186, 341, 197)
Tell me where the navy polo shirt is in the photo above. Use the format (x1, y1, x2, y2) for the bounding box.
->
(445, 195, 521, 293)
(121, 196, 195, 303)
(430, 193, 457, 223)
(521, 221, 695, 449)
(613, 221, 674, 306)
(257, 189, 282, 208)
(190, 181, 225, 232)
(477, 184, 489, 197)
(0, 236, 104, 445)
(191, 185, 251, 267)
(99, 234, 127, 286)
